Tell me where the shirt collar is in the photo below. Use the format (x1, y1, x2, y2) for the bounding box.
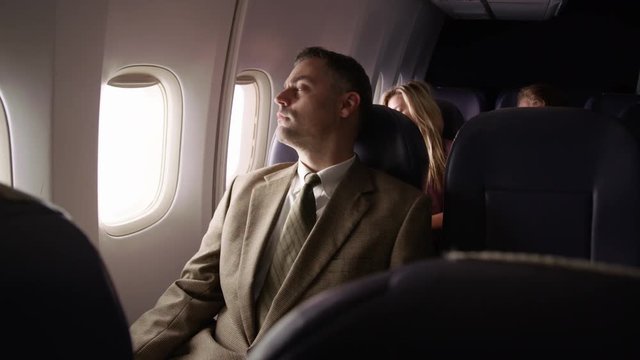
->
(295, 155, 356, 197)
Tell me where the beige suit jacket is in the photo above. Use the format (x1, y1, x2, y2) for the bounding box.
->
(130, 160, 432, 359)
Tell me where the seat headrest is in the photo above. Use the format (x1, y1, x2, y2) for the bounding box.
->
(436, 99, 465, 140)
(1, 184, 133, 358)
(585, 92, 640, 118)
(432, 86, 488, 121)
(268, 104, 428, 189)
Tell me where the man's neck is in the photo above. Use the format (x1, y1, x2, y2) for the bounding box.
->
(297, 151, 354, 172)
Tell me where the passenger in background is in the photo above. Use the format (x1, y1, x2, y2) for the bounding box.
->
(516, 83, 562, 107)
(129, 46, 432, 360)
(382, 81, 451, 233)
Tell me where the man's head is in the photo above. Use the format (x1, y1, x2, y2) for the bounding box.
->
(274, 47, 372, 169)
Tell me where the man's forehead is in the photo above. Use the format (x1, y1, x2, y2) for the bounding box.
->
(285, 58, 330, 84)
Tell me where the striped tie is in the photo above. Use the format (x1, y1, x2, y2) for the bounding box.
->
(256, 173, 321, 328)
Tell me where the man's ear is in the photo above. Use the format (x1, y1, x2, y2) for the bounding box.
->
(339, 92, 361, 118)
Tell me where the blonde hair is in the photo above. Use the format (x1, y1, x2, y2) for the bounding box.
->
(382, 81, 446, 193)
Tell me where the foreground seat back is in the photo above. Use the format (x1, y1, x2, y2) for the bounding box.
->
(248, 252, 640, 359)
(0, 184, 132, 359)
(443, 107, 640, 266)
(268, 104, 428, 190)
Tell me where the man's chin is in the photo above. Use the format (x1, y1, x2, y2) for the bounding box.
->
(276, 126, 296, 147)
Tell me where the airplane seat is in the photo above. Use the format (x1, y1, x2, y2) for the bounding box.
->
(442, 107, 640, 266)
(431, 86, 488, 122)
(620, 102, 640, 141)
(585, 92, 640, 119)
(0, 184, 133, 359)
(494, 88, 519, 109)
(268, 104, 429, 190)
(436, 98, 465, 141)
(248, 251, 640, 359)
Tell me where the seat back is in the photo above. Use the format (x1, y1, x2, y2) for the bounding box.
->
(585, 92, 640, 119)
(248, 251, 640, 358)
(436, 98, 465, 140)
(0, 185, 132, 359)
(620, 102, 640, 141)
(442, 107, 640, 266)
(432, 86, 488, 121)
(268, 104, 428, 189)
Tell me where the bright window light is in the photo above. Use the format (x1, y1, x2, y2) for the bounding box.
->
(0, 96, 11, 186)
(225, 70, 271, 189)
(98, 84, 165, 225)
(98, 66, 182, 236)
(227, 84, 248, 187)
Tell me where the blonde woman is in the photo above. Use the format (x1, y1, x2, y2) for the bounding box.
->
(382, 80, 452, 231)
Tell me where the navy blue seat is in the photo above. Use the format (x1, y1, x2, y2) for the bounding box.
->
(620, 102, 640, 141)
(0, 184, 132, 359)
(268, 104, 428, 190)
(494, 88, 519, 109)
(248, 252, 640, 359)
(432, 86, 488, 121)
(585, 92, 640, 119)
(436, 98, 465, 141)
(443, 107, 640, 266)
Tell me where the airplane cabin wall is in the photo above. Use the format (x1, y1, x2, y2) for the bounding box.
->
(2, 0, 238, 324)
(0, 0, 56, 201)
(96, 0, 238, 323)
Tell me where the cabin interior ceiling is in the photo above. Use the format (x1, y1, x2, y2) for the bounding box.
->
(426, 0, 640, 100)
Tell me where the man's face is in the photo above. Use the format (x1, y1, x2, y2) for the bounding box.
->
(274, 58, 343, 150)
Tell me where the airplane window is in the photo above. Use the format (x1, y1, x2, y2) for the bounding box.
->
(0, 96, 11, 186)
(226, 70, 271, 187)
(98, 66, 182, 236)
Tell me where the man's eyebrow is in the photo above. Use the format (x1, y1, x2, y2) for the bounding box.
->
(284, 75, 314, 87)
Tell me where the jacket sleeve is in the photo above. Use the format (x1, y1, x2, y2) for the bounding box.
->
(389, 193, 433, 267)
(130, 179, 235, 360)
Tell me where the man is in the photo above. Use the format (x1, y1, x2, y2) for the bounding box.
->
(130, 46, 432, 359)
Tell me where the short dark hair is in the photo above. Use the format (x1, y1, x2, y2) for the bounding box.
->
(295, 46, 373, 116)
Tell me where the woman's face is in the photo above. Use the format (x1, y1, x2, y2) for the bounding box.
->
(387, 94, 412, 118)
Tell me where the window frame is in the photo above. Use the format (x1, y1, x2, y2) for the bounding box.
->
(98, 65, 183, 236)
(225, 69, 271, 187)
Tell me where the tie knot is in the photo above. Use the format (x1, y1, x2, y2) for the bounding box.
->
(304, 173, 321, 187)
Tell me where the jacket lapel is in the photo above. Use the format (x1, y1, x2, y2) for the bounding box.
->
(255, 160, 374, 339)
(237, 164, 296, 343)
